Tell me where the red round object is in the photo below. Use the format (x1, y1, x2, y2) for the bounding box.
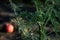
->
(5, 23, 14, 33)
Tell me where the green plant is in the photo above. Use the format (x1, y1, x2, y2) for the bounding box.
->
(9, 0, 60, 40)
(33, 0, 60, 40)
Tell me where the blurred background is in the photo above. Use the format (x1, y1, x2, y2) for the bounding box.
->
(0, 0, 60, 40)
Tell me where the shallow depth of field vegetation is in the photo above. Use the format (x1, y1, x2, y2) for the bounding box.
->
(0, 0, 60, 40)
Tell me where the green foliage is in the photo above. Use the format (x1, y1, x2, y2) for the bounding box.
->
(9, 0, 60, 40)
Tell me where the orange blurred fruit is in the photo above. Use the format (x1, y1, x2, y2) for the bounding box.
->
(5, 23, 14, 33)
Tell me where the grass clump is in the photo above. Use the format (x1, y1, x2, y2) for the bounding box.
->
(9, 0, 60, 40)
